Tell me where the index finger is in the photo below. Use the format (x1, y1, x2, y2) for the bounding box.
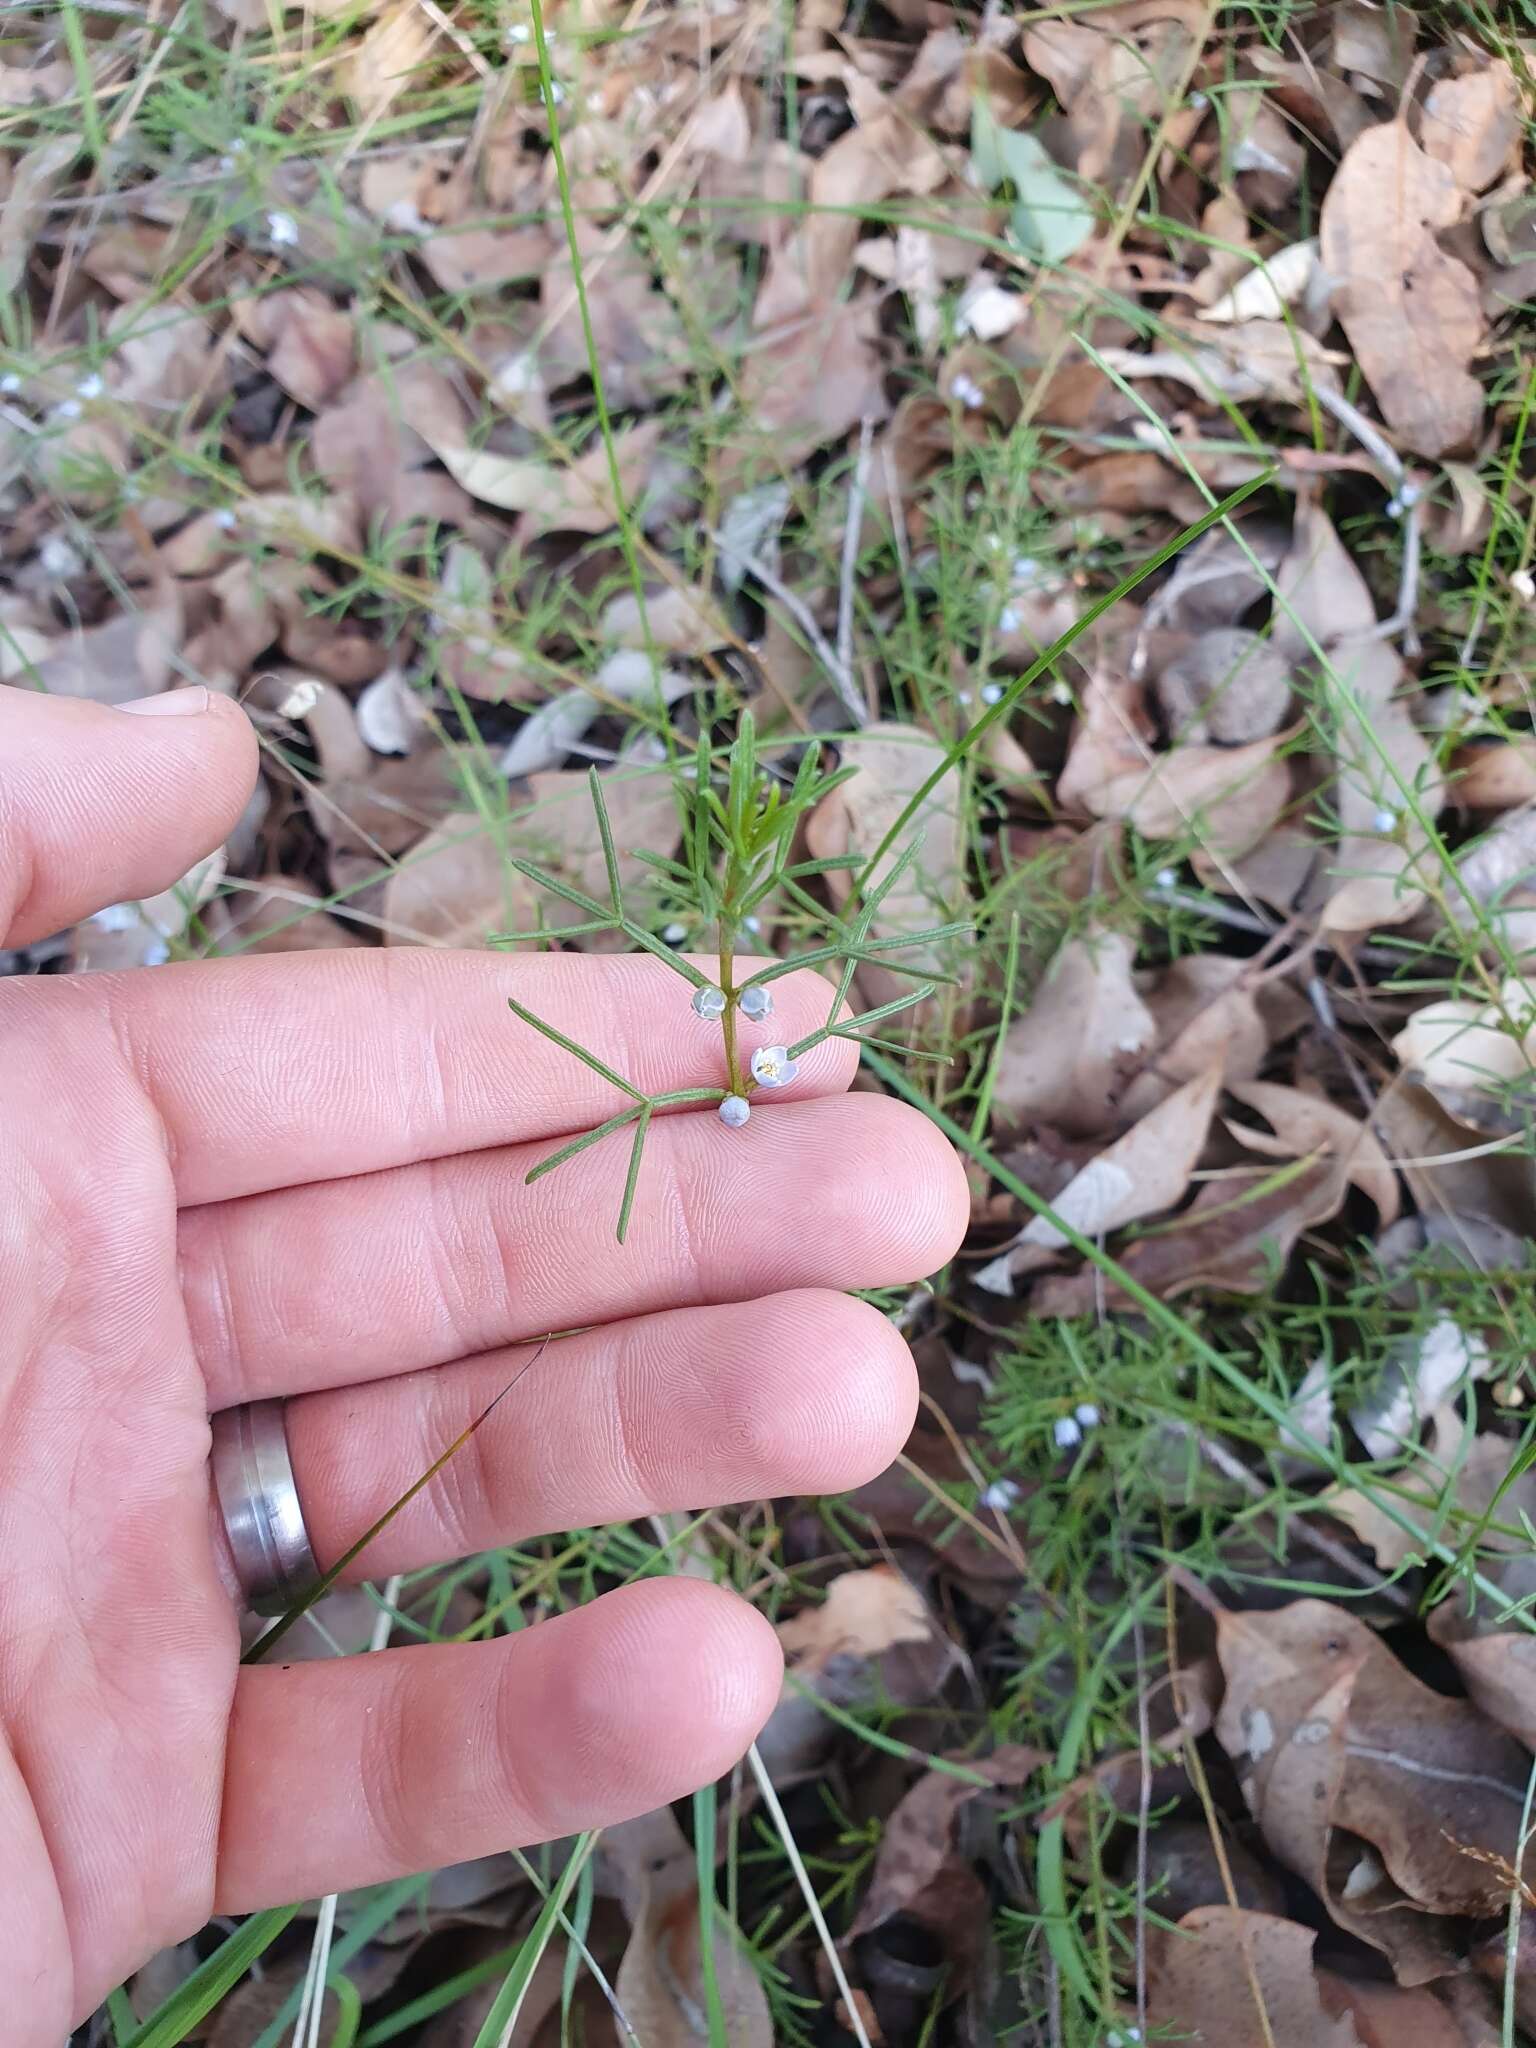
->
(51, 948, 856, 1205)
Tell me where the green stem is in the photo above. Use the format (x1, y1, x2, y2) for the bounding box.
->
(718, 914, 745, 1095)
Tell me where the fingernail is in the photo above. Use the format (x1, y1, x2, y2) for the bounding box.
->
(118, 687, 210, 717)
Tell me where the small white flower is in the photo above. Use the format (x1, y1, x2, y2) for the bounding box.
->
(1398, 481, 1421, 510)
(55, 398, 81, 420)
(1513, 568, 1536, 604)
(1385, 496, 1403, 518)
(750, 1044, 799, 1088)
(662, 921, 687, 944)
(981, 682, 1003, 705)
(1050, 678, 1073, 706)
(743, 914, 761, 934)
(957, 689, 973, 708)
(141, 938, 171, 967)
(1053, 1415, 1083, 1450)
(91, 902, 138, 933)
(1189, 91, 1208, 110)
(692, 984, 727, 1020)
(214, 508, 238, 531)
(1011, 554, 1041, 584)
(980, 1478, 1021, 1511)
(718, 1094, 750, 1128)
(1075, 1402, 1101, 1429)
(504, 19, 530, 39)
(998, 606, 1021, 634)
(738, 984, 773, 1021)
(38, 535, 84, 579)
(1154, 867, 1177, 889)
(75, 373, 103, 400)
(951, 371, 985, 411)
(218, 154, 236, 173)
(277, 679, 320, 719)
(0, 372, 19, 395)
(1371, 807, 1398, 834)
(266, 210, 299, 247)
(548, 80, 567, 103)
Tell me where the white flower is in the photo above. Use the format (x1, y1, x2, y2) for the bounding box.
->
(738, 984, 773, 1021)
(1154, 867, 1177, 889)
(0, 372, 19, 395)
(980, 1478, 1021, 1511)
(662, 921, 687, 944)
(142, 938, 171, 967)
(981, 682, 1003, 705)
(1371, 807, 1398, 834)
(718, 1094, 750, 1128)
(1011, 554, 1040, 584)
(750, 1044, 798, 1088)
(91, 903, 138, 933)
(1074, 1402, 1101, 1429)
(503, 19, 530, 39)
(743, 914, 761, 934)
(1052, 1416, 1083, 1450)
(266, 211, 299, 247)
(214, 508, 237, 531)
(951, 371, 985, 411)
(1050, 678, 1073, 706)
(692, 984, 727, 1020)
(55, 398, 81, 420)
(1513, 568, 1536, 604)
(998, 606, 1021, 634)
(75, 373, 103, 400)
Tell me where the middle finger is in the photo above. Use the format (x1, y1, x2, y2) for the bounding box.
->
(181, 1092, 967, 1406)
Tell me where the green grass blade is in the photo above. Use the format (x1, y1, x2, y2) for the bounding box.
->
(693, 1781, 731, 2048)
(470, 1834, 598, 2048)
(120, 1908, 300, 2048)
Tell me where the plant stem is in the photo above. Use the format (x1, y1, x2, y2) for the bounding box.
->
(718, 914, 744, 1094)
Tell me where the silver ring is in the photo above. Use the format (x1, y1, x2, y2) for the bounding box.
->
(210, 1399, 321, 1617)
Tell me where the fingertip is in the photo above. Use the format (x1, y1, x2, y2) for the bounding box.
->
(581, 1579, 783, 1765)
(733, 1290, 918, 1495)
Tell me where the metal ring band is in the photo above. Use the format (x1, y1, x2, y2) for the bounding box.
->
(210, 1399, 321, 1617)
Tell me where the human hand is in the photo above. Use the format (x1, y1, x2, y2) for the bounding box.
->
(0, 685, 967, 2040)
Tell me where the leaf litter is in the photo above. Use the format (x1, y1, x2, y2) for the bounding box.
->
(8, 0, 1536, 2039)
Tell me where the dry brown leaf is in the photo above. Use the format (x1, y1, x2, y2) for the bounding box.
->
(381, 814, 537, 950)
(1147, 1908, 1360, 2048)
(611, 1820, 774, 2048)
(1121, 954, 1267, 1118)
(1333, 1405, 1528, 1578)
(0, 133, 76, 302)
(990, 927, 1155, 1138)
(261, 289, 356, 412)
(601, 582, 731, 656)
(521, 766, 681, 944)
(845, 1745, 1041, 1989)
(1393, 984, 1536, 1099)
(1452, 741, 1536, 811)
(804, 722, 968, 1019)
(1197, 237, 1320, 325)
(1420, 60, 1522, 198)
(1320, 119, 1485, 458)
(1035, 1151, 1349, 1311)
(1226, 1078, 1401, 1225)
(1070, 728, 1293, 865)
(977, 1063, 1222, 1290)
(1274, 502, 1444, 931)
(759, 1564, 961, 1781)
(734, 302, 890, 478)
(30, 588, 182, 704)
(1318, 1972, 1490, 2048)
(345, 0, 434, 119)
(1217, 1600, 1536, 1958)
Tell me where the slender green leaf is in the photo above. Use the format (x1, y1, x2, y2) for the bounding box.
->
(470, 1834, 598, 2048)
(588, 765, 624, 913)
(526, 1104, 645, 1184)
(616, 1105, 651, 1244)
(120, 1908, 300, 2048)
(507, 996, 647, 1102)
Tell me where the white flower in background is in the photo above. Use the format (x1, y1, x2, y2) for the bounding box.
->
(662, 921, 687, 944)
(1052, 1415, 1083, 1450)
(950, 371, 985, 410)
(266, 211, 299, 247)
(998, 607, 1020, 635)
(750, 1044, 798, 1088)
(738, 984, 773, 1021)
(980, 1478, 1021, 1511)
(75, 373, 103, 400)
(1074, 1402, 1101, 1429)
(692, 984, 727, 1020)
(718, 1095, 750, 1128)
(981, 682, 1003, 705)
(1371, 807, 1399, 834)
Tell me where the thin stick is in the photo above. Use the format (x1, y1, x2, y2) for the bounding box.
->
(710, 529, 866, 729)
(837, 417, 876, 712)
(746, 1743, 873, 2048)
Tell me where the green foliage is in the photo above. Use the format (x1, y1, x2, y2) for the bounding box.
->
(493, 714, 953, 1238)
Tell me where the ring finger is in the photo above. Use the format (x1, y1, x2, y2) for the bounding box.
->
(281, 1289, 917, 1581)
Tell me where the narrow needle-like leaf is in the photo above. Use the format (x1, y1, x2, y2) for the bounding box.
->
(589, 765, 624, 914)
(616, 1105, 651, 1244)
(507, 996, 647, 1101)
